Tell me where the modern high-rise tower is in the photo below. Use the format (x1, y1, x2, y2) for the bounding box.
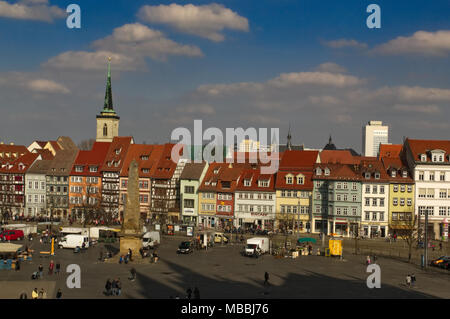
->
(362, 121, 389, 157)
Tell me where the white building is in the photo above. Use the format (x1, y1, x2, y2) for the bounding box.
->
(234, 169, 276, 230)
(362, 121, 389, 157)
(360, 159, 390, 238)
(25, 160, 51, 217)
(404, 139, 450, 240)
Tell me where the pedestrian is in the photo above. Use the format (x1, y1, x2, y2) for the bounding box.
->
(15, 259, 20, 271)
(129, 268, 136, 281)
(48, 260, 54, 275)
(128, 248, 133, 261)
(193, 287, 200, 299)
(38, 264, 43, 279)
(31, 288, 38, 299)
(186, 287, 192, 299)
(373, 255, 377, 264)
(55, 262, 60, 275)
(105, 279, 112, 296)
(119, 255, 124, 264)
(111, 278, 117, 296)
(439, 242, 443, 251)
(264, 272, 269, 285)
(308, 244, 312, 255)
(406, 274, 411, 288)
(411, 273, 416, 287)
(56, 289, 62, 299)
(19, 292, 27, 299)
(366, 256, 371, 265)
(116, 278, 122, 296)
(38, 288, 44, 299)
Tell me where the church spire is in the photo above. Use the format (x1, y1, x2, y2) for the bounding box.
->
(287, 124, 292, 151)
(103, 57, 113, 111)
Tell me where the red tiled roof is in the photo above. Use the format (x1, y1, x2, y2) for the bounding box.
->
(32, 149, 54, 160)
(313, 163, 362, 181)
(71, 142, 111, 176)
(236, 168, 275, 192)
(381, 157, 414, 183)
(101, 137, 133, 172)
(151, 143, 177, 179)
(0, 152, 39, 174)
(198, 163, 243, 193)
(406, 138, 450, 163)
(320, 150, 359, 164)
(279, 150, 319, 170)
(120, 144, 164, 178)
(379, 144, 402, 159)
(275, 170, 314, 190)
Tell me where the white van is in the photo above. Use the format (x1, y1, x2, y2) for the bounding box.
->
(142, 231, 160, 248)
(58, 234, 89, 249)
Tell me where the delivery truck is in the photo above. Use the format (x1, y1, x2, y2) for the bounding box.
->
(58, 234, 89, 249)
(142, 231, 161, 249)
(243, 237, 270, 257)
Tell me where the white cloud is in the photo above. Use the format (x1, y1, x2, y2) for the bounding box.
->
(175, 104, 215, 115)
(92, 23, 203, 61)
(373, 86, 450, 102)
(373, 30, 450, 56)
(43, 50, 142, 71)
(316, 62, 347, 74)
(43, 23, 203, 71)
(322, 39, 368, 49)
(137, 3, 249, 42)
(268, 72, 363, 88)
(27, 79, 70, 94)
(0, 0, 65, 22)
(393, 104, 440, 114)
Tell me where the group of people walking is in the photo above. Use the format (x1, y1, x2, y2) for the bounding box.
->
(33, 261, 60, 279)
(105, 278, 122, 296)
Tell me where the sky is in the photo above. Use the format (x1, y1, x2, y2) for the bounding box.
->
(1, 0, 450, 153)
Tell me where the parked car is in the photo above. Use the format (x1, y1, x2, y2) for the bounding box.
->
(0, 230, 25, 241)
(177, 241, 194, 254)
(430, 256, 450, 269)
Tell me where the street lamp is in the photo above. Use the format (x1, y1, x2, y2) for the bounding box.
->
(424, 207, 429, 269)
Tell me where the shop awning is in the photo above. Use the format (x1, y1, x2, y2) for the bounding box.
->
(0, 243, 23, 253)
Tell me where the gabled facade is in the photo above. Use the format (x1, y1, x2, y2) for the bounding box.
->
(25, 159, 52, 217)
(180, 162, 208, 225)
(404, 138, 450, 240)
(235, 168, 276, 230)
(275, 150, 319, 232)
(312, 164, 362, 237)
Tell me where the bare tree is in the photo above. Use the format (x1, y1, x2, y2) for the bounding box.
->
(77, 139, 95, 151)
(399, 213, 419, 262)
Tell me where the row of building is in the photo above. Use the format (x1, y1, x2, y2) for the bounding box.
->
(2, 135, 448, 240)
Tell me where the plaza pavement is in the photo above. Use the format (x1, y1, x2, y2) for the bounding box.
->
(0, 235, 449, 299)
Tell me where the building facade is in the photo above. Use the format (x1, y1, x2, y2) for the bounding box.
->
(363, 121, 389, 157)
(180, 162, 208, 225)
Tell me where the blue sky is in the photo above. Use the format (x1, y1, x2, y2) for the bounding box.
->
(1, 0, 450, 152)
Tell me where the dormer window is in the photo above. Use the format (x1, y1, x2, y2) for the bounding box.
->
(324, 168, 330, 176)
(420, 154, 427, 162)
(402, 170, 407, 178)
(244, 179, 251, 187)
(391, 170, 397, 178)
(364, 172, 371, 179)
(115, 148, 121, 155)
(258, 180, 269, 187)
(142, 168, 149, 173)
(211, 182, 217, 186)
(316, 168, 322, 175)
(89, 166, 98, 172)
(286, 176, 293, 184)
(214, 169, 220, 174)
(141, 155, 149, 161)
(374, 172, 380, 179)
(205, 181, 210, 185)
(75, 166, 83, 172)
(297, 176, 304, 184)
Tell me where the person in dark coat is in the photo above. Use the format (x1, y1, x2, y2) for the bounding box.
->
(193, 287, 200, 299)
(105, 279, 112, 296)
(186, 287, 192, 299)
(56, 289, 62, 299)
(264, 272, 269, 285)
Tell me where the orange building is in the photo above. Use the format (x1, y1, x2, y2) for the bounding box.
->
(69, 142, 110, 221)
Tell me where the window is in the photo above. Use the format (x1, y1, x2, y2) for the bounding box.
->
(400, 185, 405, 192)
(429, 173, 435, 181)
(392, 213, 398, 221)
(439, 189, 447, 199)
(337, 194, 341, 201)
(244, 179, 251, 187)
(407, 199, 412, 206)
(372, 212, 377, 221)
(439, 207, 446, 216)
(297, 176, 304, 184)
(365, 212, 370, 220)
(375, 172, 380, 179)
(391, 170, 396, 178)
(316, 168, 322, 175)
(343, 194, 348, 201)
(420, 154, 427, 162)
(336, 207, 341, 215)
(343, 208, 348, 215)
(393, 185, 398, 192)
(343, 183, 348, 190)
(426, 189, 434, 198)
(184, 199, 194, 208)
(103, 124, 108, 137)
(315, 181, 321, 188)
(379, 212, 384, 221)
(352, 195, 357, 202)
(400, 198, 405, 206)
(352, 207, 357, 215)
(352, 183, 357, 190)
(372, 186, 377, 194)
(440, 173, 446, 181)
(365, 198, 370, 206)
(419, 172, 424, 181)
(324, 168, 330, 176)
(184, 186, 195, 194)
(337, 182, 342, 189)
(380, 198, 384, 207)
(372, 198, 377, 207)
(364, 172, 371, 179)
(75, 166, 83, 172)
(365, 185, 370, 194)
(393, 198, 398, 206)
(286, 176, 293, 184)
(407, 185, 412, 193)
(380, 186, 385, 194)
(258, 180, 269, 187)
(402, 170, 407, 178)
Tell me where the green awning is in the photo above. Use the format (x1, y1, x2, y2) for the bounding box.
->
(297, 237, 317, 243)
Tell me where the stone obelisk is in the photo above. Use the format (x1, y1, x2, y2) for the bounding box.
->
(119, 159, 143, 257)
